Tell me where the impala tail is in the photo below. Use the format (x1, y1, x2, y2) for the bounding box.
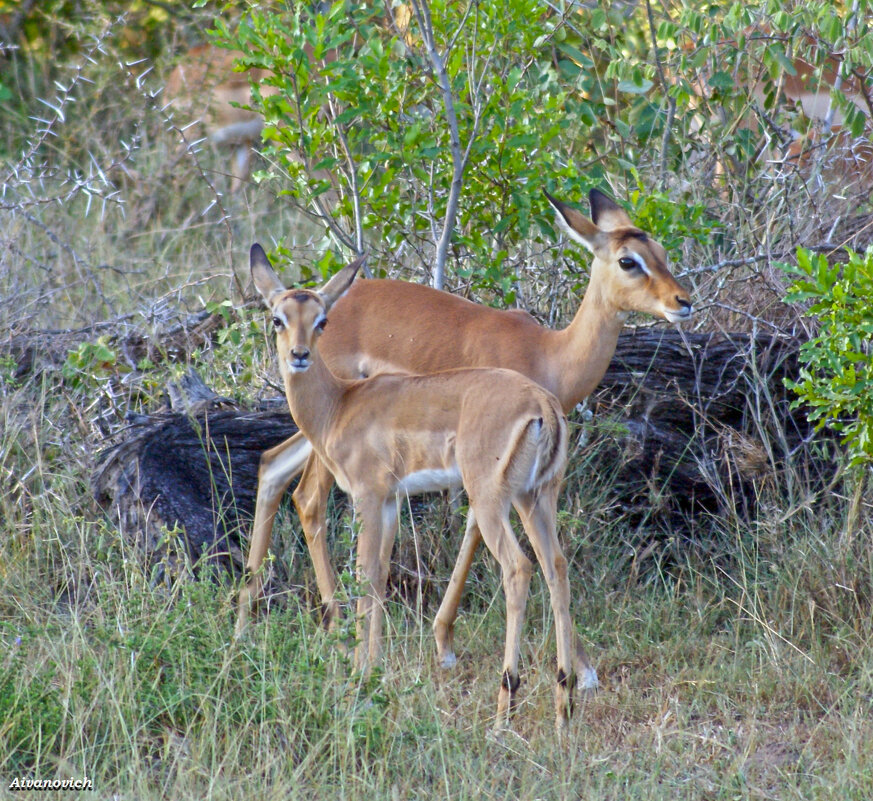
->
(527, 399, 568, 494)
(493, 390, 567, 497)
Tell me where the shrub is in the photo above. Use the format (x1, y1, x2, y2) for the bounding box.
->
(781, 247, 873, 467)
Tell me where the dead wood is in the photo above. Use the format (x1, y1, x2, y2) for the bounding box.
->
(91, 329, 834, 589)
(3, 309, 226, 381)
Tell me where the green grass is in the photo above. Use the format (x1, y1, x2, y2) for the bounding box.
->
(3, 520, 873, 799)
(2, 405, 872, 800)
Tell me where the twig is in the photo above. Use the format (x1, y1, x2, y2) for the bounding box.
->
(21, 211, 116, 315)
(677, 238, 871, 279)
(823, 0, 861, 132)
(678, 254, 774, 277)
(708, 302, 790, 333)
(285, 61, 358, 255)
(118, 57, 245, 302)
(330, 104, 371, 275)
(2, 16, 121, 189)
(645, 0, 676, 189)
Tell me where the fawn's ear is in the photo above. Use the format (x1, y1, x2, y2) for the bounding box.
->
(250, 243, 286, 305)
(318, 254, 367, 310)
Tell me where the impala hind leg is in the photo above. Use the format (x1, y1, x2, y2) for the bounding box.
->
(293, 450, 342, 628)
(433, 510, 482, 669)
(471, 500, 533, 730)
(236, 432, 312, 636)
(516, 483, 597, 731)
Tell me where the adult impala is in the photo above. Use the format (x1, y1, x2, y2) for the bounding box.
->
(683, 28, 871, 188)
(165, 9, 414, 192)
(251, 244, 583, 729)
(236, 189, 693, 671)
(165, 44, 277, 192)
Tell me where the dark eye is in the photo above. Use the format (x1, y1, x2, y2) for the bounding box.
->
(618, 256, 639, 271)
(315, 318, 328, 332)
(272, 316, 283, 329)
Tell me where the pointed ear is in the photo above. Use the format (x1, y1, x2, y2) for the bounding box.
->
(319, 254, 367, 311)
(544, 190, 602, 253)
(250, 244, 286, 305)
(588, 188, 633, 231)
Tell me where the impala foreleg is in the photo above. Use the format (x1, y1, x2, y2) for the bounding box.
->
(236, 432, 312, 636)
(433, 510, 482, 669)
(294, 451, 341, 627)
(351, 495, 394, 675)
(369, 499, 399, 667)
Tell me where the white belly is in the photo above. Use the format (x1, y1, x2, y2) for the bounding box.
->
(396, 467, 463, 495)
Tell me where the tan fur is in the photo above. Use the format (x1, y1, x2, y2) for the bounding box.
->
(236, 190, 691, 685)
(165, 45, 277, 192)
(682, 28, 871, 189)
(166, 6, 415, 193)
(249, 244, 579, 730)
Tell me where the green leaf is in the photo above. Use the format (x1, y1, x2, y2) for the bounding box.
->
(617, 79, 653, 95)
(556, 42, 594, 69)
(770, 46, 798, 76)
(707, 71, 734, 91)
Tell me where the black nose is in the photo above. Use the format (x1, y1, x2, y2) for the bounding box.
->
(291, 347, 310, 361)
(676, 297, 692, 310)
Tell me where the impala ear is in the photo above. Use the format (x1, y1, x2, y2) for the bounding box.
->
(319, 254, 367, 311)
(544, 190, 603, 253)
(588, 188, 633, 231)
(250, 244, 286, 305)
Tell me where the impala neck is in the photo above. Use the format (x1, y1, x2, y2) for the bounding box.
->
(552, 280, 627, 408)
(282, 354, 346, 446)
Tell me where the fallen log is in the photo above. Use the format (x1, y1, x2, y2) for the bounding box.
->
(4, 308, 227, 382)
(92, 329, 833, 591)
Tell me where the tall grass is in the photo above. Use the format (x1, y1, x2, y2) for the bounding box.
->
(2, 5, 873, 800)
(3, 369, 872, 798)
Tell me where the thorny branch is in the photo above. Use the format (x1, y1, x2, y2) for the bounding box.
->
(126, 61, 246, 302)
(2, 16, 126, 213)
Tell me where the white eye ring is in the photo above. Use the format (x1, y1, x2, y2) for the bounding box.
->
(618, 255, 651, 276)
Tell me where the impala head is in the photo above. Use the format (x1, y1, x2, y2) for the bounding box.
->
(250, 243, 364, 374)
(545, 189, 693, 324)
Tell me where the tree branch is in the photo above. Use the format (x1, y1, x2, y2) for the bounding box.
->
(645, 0, 675, 190)
(283, 64, 358, 255)
(410, 0, 469, 290)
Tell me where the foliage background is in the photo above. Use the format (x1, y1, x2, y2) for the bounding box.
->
(1, 0, 872, 798)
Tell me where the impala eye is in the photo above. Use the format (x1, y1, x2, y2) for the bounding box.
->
(272, 316, 283, 329)
(315, 318, 328, 333)
(618, 256, 639, 271)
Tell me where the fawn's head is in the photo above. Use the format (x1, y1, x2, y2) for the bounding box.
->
(250, 244, 364, 373)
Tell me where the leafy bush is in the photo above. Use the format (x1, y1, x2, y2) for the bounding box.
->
(62, 337, 119, 389)
(213, 0, 871, 307)
(781, 247, 873, 466)
(218, 0, 597, 293)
